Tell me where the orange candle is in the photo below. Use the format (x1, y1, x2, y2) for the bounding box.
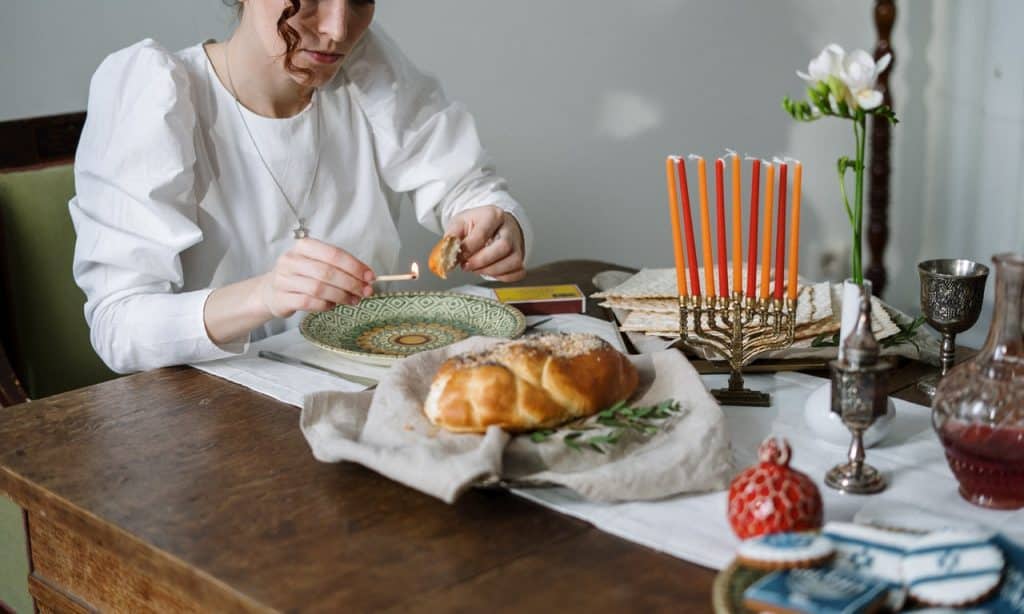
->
(693, 156, 715, 297)
(787, 160, 803, 301)
(773, 162, 788, 300)
(759, 162, 775, 299)
(730, 152, 742, 294)
(665, 157, 688, 297)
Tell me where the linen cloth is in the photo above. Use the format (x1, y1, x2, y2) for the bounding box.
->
(70, 26, 532, 374)
(299, 336, 733, 504)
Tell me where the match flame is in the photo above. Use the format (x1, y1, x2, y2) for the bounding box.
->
(411, 262, 419, 278)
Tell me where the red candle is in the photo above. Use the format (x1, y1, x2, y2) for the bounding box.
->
(746, 159, 761, 298)
(715, 158, 729, 297)
(675, 158, 702, 296)
(731, 153, 742, 294)
(773, 162, 788, 300)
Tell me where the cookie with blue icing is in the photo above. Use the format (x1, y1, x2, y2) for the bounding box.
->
(902, 529, 1005, 607)
(823, 521, 919, 588)
(743, 567, 888, 614)
(736, 531, 835, 570)
(823, 521, 918, 611)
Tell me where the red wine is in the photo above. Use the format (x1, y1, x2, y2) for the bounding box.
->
(939, 421, 1024, 510)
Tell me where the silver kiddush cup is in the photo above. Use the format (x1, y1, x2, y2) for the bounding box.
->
(825, 283, 893, 494)
(917, 259, 989, 397)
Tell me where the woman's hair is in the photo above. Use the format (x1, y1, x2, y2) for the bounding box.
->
(227, 0, 314, 82)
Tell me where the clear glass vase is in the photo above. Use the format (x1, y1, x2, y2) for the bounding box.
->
(932, 252, 1024, 509)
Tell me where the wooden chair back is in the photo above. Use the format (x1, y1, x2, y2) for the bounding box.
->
(0, 112, 86, 407)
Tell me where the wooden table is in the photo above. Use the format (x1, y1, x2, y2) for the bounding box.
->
(0, 260, 942, 613)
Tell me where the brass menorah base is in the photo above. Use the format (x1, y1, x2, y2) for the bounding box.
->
(714, 370, 771, 406)
(680, 293, 797, 407)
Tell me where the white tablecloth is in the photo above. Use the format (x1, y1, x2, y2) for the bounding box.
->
(192, 323, 1024, 571)
(515, 370, 1024, 569)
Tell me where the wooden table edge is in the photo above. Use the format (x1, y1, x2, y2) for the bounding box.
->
(1, 466, 274, 613)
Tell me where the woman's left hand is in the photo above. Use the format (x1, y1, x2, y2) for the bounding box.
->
(446, 206, 526, 282)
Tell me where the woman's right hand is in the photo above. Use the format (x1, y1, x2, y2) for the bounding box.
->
(257, 238, 376, 319)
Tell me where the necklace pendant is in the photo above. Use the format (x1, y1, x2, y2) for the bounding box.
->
(293, 220, 308, 240)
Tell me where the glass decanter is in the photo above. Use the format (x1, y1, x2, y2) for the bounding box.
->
(932, 252, 1024, 509)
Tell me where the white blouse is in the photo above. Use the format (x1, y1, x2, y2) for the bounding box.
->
(70, 26, 532, 374)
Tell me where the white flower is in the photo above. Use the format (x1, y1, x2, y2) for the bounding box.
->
(828, 93, 842, 115)
(839, 50, 891, 110)
(796, 44, 845, 83)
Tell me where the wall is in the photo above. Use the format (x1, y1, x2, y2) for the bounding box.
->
(382, 0, 879, 292)
(886, 0, 1024, 347)
(2, 1, 1018, 341)
(0, 1, 233, 120)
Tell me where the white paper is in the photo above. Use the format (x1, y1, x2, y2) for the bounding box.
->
(191, 329, 387, 407)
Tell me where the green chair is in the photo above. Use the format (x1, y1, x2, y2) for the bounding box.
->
(0, 164, 119, 400)
(0, 497, 31, 614)
(0, 163, 120, 612)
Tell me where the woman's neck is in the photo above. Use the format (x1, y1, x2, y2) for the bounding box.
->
(216, 32, 313, 119)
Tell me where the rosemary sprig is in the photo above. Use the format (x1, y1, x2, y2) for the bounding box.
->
(530, 429, 556, 443)
(810, 313, 927, 351)
(528, 399, 682, 453)
(811, 331, 839, 348)
(881, 314, 926, 352)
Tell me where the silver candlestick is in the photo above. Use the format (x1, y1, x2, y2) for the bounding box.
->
(825, 283, 893, 494)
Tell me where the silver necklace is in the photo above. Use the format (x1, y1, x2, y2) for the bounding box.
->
(224, 40, 322, 239)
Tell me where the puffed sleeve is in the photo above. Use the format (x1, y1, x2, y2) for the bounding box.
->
(70, 39, 243, 374)
(342, 26, 534, 262)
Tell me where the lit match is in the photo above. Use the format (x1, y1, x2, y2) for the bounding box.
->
(376, 262, 419, 282)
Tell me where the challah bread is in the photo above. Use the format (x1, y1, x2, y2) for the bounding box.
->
(424, 333, 639, 433)
(428, 235, 461, 279)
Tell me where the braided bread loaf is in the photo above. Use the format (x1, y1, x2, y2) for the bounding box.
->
(424, 333, 639, 433)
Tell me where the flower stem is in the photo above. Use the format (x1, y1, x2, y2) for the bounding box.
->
(838, 160, 854, 226)
(851, 115, 866, 284)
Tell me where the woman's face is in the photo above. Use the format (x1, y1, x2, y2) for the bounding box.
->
(244, 0, 376, 87)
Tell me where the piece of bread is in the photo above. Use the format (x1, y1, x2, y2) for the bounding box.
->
(424, 333, 639, 433)
(428, 235, 461, 279)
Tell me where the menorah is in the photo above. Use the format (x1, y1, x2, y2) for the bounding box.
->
(679, 293, 796, 406)
(665, 152, 803, 407)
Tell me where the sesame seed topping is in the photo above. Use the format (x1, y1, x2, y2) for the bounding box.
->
(451, 333, 611, 367)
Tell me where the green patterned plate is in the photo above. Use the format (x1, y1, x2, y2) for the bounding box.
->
(299, 292, 526, 365)
(711, 560, 769, 614)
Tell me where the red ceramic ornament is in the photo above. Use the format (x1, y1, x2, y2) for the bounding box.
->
(728, 437, 823, 539)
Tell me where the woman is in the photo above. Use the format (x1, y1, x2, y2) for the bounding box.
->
(70, 0, 531, 373)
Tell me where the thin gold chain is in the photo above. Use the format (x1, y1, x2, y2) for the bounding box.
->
(224, 39, 322, 239)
